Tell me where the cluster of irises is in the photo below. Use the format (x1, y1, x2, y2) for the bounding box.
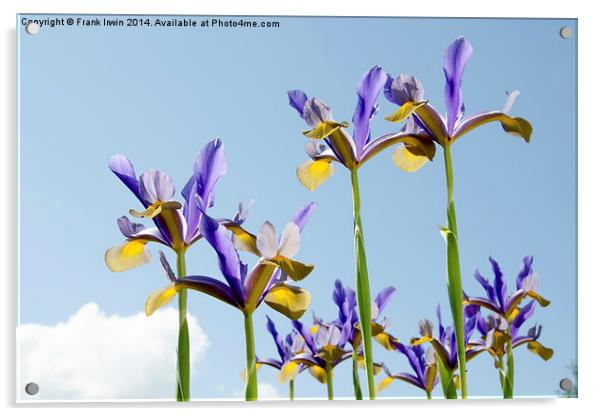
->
(259, 259, 552, 400)
(105, 37, 551, 400)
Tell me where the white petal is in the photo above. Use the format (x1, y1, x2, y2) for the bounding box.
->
(278, 223, 301, 258)
(256, 221, 278, 259)
(503, 90, 520, 114)
(139, 170, 175, 203)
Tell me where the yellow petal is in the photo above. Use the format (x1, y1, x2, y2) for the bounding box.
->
(277, 361, 300, 383)
(392, 146, 429, 172)
(410, 335, 432, 346)
(376, 376, 394, 393)
(129, 201, 181, 219)
(271, 255, 314, 281)
(144, 284, 177, 316)
(303, 121, 349, 140)
(384, 100, 427, 123)
(374, 332, 396, 351)
(527, 341, 554, 361)
(296, 159, 335, 191)
(527, 291, 551, 307)
(308, 365, 327, 384)
(264, 284, 311, 320)
(105, 240, 151, 272)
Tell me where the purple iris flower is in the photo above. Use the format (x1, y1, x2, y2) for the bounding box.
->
(464, 256, 554, 363)
(287, 66, 436, 190)
(256, 316, 309, 384)
(331, 279, 397, 351)
(145, 202, 317, 319)
(464, 256, 550, 321)
(289, 318, 353, 384)
(411, 304, 481, 371)
(467, 309, 553, 362)
(105, 138, 250, 272)
(383, 37, 533, 171)
(379, 343, 439, 397)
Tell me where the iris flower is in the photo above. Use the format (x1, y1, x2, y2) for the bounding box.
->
(384, 37, 533, 398)
(331, 279, 396, 399)
(145, 203, 316, 401)
(257, 316, 309, 400)
(105, 138, 243, 401)
(288, 65, 431, 399)
(290, 319, 353, 400)
(410, 304, 481, 399)
(378, 343, 438, 399)
(464, 256, 552, 397)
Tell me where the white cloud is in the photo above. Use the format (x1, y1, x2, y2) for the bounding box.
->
(232, 382, 281, 400)
(257, 382, 281, 399)
(18, 303, 208, 401)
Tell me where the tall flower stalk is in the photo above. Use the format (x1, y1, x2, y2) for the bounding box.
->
(384, 37, 533, 398)
(105, 139, 243, 401)
(146, 202, 316, 400)
(287, 66, 434, 398)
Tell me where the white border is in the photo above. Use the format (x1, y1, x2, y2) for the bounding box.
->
(3, 1, 599, 415)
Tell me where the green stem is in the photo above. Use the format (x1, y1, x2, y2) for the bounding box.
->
(442, 144, 467, 399)
(427, 390, 432, 400)
(503, 337, 515, 399)
(350, 168, 376, 400)
(243, 312, 258, 401)
(352, 346, 363, 400)
(176, 251, 190, 402)
(326, 364, 334, 400)
(289, 379, 295, 401)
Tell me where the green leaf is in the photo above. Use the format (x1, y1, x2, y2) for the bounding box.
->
(437, 354, 457, 399)
(176, 318, 190, 401)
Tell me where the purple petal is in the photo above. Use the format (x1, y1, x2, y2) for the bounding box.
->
(291, 202, 317, 232)
(474, 269, 496, 302)
(395, 343, 424, 385)
(489, 257, 507, 312)
(117, 216, 144, 237)
(139, 170, 175, 203)
(198, 213, 244, 304)
(352, 65, 387, 152)
(181, 175, 201, 243)
(176, 274, 239, 309)
(108, 154, 146, 206)
(158, 251, 176, 282)
(117, 216, 168, 245)
(476, 314, 488, 336)
(383, 74, 424, 106)
(303, 97, 333, 127)
(256, 357, 283, 369)
(374, 286, 396, 317)
(516, 255, 534, 290)
(194, 138, 227, 211)
(287, 90, 308, 118)
(266, 315, 287, 362)
(510, 300, 536, 337)
(292, 320, 317, 355)
(443, 37, 473, 133)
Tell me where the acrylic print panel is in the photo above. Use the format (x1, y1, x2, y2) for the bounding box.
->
(16, 14, 577, 402)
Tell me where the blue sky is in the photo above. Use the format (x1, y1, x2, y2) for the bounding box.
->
(18, 15, 576, 400)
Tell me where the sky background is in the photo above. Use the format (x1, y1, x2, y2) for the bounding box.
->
(17, 15, 577, 400)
